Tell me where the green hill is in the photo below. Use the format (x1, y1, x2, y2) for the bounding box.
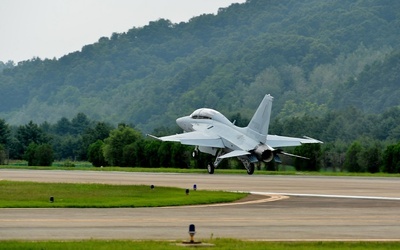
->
(1, 0, 399, 133)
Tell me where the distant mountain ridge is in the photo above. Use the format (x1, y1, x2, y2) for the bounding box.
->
(0, 0, 399, 133)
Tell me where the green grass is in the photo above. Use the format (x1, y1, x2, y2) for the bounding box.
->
(0, 181, 247, 208)
(0, 239, 399, 250)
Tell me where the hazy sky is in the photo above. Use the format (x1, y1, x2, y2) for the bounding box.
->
(0, 0, 245, 63)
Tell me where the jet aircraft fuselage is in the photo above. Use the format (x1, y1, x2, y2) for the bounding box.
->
(149, 94, 322, 175)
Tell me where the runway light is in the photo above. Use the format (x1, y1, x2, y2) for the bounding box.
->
(49, 196, 54, 203)
(180, 224, 205, 245)
(193, 184, 197, 190)
(186, 189, 190, 195)
(151, 185, 154, 190)
(189, 224, 196, 243)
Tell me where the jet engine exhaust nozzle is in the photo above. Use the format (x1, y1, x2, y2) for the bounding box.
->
(254, 144, 274, 162)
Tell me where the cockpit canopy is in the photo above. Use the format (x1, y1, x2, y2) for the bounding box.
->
(190, 108, 231, 125)
(190, 108, 215, 119)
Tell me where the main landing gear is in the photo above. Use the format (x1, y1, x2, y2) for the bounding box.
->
(207, 162, 215, 174)
(193, 148, 257, 175)
(239, 157, 256, 175)
(246, 163, 255, 175)
(206, 157, 257, 175)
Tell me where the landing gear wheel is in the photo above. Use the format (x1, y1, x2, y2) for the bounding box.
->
(246, 163, 255, 175)
(207, 162, 215, 174)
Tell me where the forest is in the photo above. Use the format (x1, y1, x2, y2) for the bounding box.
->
(1, 0, 400, 172)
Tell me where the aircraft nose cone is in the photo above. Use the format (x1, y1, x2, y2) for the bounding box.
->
(176, 116, 192, 131)
(176, 117, 186, 130)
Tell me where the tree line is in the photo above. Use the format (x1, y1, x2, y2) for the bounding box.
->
(0, 114, 197, 169)
(1, 0, 400, 133)
(1, 111, 400, 173)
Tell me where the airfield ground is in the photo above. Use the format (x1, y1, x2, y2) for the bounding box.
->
(1, 169, 400, 241)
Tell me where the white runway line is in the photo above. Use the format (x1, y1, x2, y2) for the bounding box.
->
(252, 192, 400, 201)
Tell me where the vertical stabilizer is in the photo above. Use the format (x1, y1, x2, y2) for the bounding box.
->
(246, 94, 273, 143)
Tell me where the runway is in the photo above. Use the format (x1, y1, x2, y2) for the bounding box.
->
(1, 169, 400, 240)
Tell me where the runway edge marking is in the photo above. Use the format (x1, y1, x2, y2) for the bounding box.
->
(252, 192, 400, 201)
(162, 193, 289, 209)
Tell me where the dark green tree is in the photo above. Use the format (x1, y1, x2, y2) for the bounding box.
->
(122, 143, 137, 167)
(0, 119, 10, 164)
(357, 139, 382, 173)
(362, 146, 381, 173)
(81, 122, 113, 160)
(344, 141, 363, 172)
(143, 140, 161, 168)
(103, 124, 142, 166)
(24, 143, 54, 166)
(54, 117, 72, 135)
(35, 144, 54, 166)
(24, 142, 38, 166)
(157, 142, 173, 168)
(382, 142, 400, 173)
(88, 140, 108, 167)
(320, 141, 347, 172)
(15, 121, 49, 159)
(170, 143, 190, 168)
(52, 135, 82, 160)
(0, 119, 10, 146)
(293, 143, 321, 171)
(0, 144, 6, 165)
(71, 113, 92, 135)
(132, 139, 147, 167)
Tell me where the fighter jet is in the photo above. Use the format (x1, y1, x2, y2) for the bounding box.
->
(148, 94, 322, 175)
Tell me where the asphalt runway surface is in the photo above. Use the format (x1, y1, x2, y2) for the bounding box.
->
(1, 169, 400, 241)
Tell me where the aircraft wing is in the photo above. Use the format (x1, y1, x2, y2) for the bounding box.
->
(147, 131, 225, 148)
(267, 135, 322, 148)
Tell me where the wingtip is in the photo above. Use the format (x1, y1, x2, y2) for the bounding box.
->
(146, 134, 161, 141)
(303, 136, 323, 144)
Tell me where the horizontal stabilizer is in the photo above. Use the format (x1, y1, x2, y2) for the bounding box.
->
(218, 150, 250, 159)
(302, 136, 323, 144)
(267, 135, 323, 148)
(279, 151, 310, 160)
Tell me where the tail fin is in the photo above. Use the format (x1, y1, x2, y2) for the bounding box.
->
(245, 94, 273, 143)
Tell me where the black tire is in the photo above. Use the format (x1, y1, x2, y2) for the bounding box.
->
(246, 163, 255, 175)
(207, 163, 215, 174)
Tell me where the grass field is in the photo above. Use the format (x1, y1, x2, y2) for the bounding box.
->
(0, 239, 399, 250)
(0, 180, 247, 208)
